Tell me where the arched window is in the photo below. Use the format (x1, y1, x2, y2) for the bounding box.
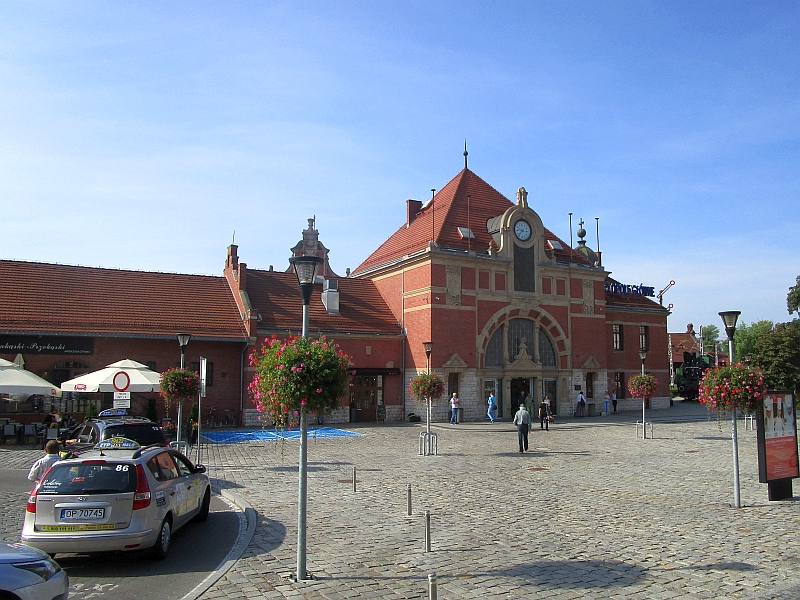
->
(539, 328, 557, 367)
(484, 326, 504, 367)
(508, 319, 535, 362)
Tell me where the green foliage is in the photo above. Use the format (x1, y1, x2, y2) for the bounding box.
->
(700, 324, 720, 350)
(788, 275, 800, 316)
(699, 364, 767, 413)
(627, 374, 657, 399)
(85, 401, 97, 419)
(146, 398, 158, 422)
(733, 320, 774, 362)
(159, 368, 200, 410)
(409, 372, 446, 403)
(751, 321, 800, 395)
(249, 334, 353, 429)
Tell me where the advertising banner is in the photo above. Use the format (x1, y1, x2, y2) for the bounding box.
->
(757, 392, 799, 483)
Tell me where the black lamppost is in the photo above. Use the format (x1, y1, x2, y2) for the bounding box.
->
(288, 254, 323, 581)
(719, 310, 742, 508)
(423, 341, 433, 434)
(639, 350, 648, 439)
(176, 333, 191, 443)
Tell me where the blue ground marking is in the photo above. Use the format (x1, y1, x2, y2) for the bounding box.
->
(201, 427, 363, 444)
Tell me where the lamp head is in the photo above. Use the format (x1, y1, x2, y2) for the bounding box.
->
(289, 255, 324, 305)
(718, 310, 741, 340)
(423, 341, 433, 358)
(639, 350, 647, 361)
(176, 333, 191, 349)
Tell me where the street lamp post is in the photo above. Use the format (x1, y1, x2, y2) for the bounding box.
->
(176, 333, 191, 444)
(423, 342, 433, 436)
(639, 350, 647, 439)
(288, 254, 323, 581)
(720, 310, 742, 508)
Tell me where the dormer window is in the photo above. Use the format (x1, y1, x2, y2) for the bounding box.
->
(457, 227, 475, 239)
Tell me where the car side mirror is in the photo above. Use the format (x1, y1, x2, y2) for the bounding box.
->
(194, 464, 206, 473)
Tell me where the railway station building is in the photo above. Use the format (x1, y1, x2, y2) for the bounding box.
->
(1, 164, 670, 425)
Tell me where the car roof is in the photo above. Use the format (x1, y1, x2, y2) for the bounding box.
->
(61, 443, 168, 462)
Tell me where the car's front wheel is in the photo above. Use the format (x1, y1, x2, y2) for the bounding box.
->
(195, 487, 211, 522)
(151, 517, 171, 559)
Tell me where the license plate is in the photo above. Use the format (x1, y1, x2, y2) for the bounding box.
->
(61, 508, 105, 521)
(41, 523, 116, 532)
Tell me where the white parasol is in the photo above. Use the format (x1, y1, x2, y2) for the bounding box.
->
(0, 359, 62, 397)
(60, 359, 161, 393)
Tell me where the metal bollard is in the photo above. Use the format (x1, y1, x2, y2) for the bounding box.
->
(353, 466, 357, 492)
(407, 484, 412, 516)
(424, 510, 431, 552)
(428, 573, 438, 600)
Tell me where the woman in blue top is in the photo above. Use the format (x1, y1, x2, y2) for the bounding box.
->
(487, 393, 497, 422)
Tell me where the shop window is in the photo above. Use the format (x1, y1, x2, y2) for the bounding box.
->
(613, 325, 624, 351)
(190, 361, 213, 387)
(614, 372, 625, 399)
(639, 326, 649, 352)
(146, 361, 156, 372)
(586, 373, 594, 399)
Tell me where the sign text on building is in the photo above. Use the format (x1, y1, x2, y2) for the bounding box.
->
(604, 283, 655, 297)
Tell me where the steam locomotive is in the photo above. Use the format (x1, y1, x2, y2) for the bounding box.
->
(677, 352, 710, 400)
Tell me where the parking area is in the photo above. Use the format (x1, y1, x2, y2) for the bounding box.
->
(193, 403, 800, 599)
(3, 402, 799, 599)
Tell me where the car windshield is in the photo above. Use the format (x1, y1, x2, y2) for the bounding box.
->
(39, 462, 138, 495)
(103, 423, 164, 445)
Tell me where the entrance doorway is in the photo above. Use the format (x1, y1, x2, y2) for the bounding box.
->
(349, 375, 381, 422)
(510, 378, 531, 413)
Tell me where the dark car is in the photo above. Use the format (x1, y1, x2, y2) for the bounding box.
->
(59, 409, 167, 453)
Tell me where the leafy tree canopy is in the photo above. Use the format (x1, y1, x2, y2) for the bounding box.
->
(788, 275, 800, 317)
(734, 320, 774, 362)
(751, 320, 800, 396)
(700, 324, 721, 350)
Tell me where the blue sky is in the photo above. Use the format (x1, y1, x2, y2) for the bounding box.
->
(1, 2, 798, 335)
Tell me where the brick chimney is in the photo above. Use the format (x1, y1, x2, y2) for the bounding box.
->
(406, 199, 423, 227)
(226, 245, 239, 272)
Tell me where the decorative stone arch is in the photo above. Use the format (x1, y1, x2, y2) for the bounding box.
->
(477, 306, 568, 369)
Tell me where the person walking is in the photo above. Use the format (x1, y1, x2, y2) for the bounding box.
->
(538, 398, 549, 430)
(512, 403, 532, 453)
(612, 391, 618, 413)
(28, 440, 61, 485)
(543, 394, 552, 422)
(450, 392, 460, 424)
(487, 392, 497, 423)
(576, 391, 586, 417)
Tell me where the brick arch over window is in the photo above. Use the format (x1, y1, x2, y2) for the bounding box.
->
(479, 308, 567, 369)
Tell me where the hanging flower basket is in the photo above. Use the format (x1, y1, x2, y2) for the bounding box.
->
(699, 363, 766, 414)
(160, 368, 200, 411)
(409, 373, 445, 404)
(628, 374, 657, 400)
(249, 335, 353, 430)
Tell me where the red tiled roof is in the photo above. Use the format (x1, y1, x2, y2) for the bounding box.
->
(354, 169, 585, 273)
(244, 270, 402, 335)
(0, 260, 248, 340)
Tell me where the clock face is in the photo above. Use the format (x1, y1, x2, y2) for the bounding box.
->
(514, 220, 532, 241)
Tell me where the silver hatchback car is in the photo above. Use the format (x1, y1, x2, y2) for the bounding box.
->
(21, 438, 211, 559)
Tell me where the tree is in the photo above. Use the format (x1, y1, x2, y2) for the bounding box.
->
(734, 320, 773, 363)
(700, 324, 720, 351)
(752, 321, 800, 396)
(788, 275, 800, 317)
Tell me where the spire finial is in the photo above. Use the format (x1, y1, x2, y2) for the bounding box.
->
(463, 139, 468, 170)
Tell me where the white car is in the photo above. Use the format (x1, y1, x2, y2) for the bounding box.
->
(0, 541, 69, 600)
(21, 438, 211, 559)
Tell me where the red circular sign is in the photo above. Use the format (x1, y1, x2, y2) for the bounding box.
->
(112, 371, 131, 392)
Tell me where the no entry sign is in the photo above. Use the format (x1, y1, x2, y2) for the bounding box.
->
(112, 371, 131, 392)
